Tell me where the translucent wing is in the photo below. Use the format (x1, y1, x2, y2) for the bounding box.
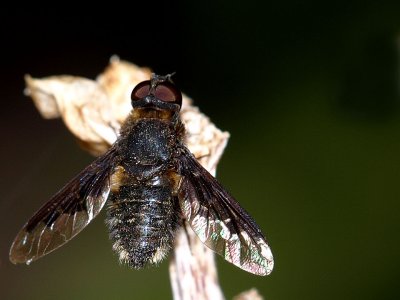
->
(175, 149, 274, 276)
(9, 147, 118, 265)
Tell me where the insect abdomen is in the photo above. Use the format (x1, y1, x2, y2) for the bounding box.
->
(106, 175, 180, 269)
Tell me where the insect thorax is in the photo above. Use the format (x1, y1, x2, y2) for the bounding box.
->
(118, 118, 176, 179)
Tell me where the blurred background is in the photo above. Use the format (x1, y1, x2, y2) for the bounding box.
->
(1, 2, 400, 299)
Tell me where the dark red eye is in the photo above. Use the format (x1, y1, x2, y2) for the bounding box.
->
(154, 82, 182, 105)
(131, 79, 182, 106)
(131, 81, 151, 101)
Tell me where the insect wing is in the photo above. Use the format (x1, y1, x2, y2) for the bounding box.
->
(9, 148, 118, 265)
(176, 149, 274, 276)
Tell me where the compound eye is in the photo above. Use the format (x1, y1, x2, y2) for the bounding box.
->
(131, 81, 151, 101)
(154, 82, 182, 106)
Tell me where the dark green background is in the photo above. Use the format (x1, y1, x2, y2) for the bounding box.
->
(1, 2, 400, 299)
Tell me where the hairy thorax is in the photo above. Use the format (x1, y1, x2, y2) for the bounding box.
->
(119, 117, 174, 179)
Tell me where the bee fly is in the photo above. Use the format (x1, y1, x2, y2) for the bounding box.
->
(10, 74, 274, 276)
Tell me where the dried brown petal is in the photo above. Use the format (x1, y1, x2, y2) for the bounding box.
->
(233, 289, 264, 300)
(25, 75, 119, 155)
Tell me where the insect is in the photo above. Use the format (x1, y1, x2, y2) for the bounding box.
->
(9, 74, 274, 276)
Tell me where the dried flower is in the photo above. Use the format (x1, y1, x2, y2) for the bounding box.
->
(24, 56, 263, 300)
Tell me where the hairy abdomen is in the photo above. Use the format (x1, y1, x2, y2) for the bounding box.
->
(106, 175, 180, 269)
